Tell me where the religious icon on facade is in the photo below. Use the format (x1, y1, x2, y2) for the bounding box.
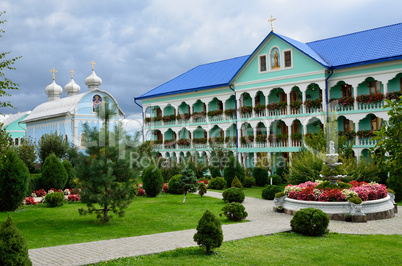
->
(271, 48, 280, 69)
(92, 94, 102, 112)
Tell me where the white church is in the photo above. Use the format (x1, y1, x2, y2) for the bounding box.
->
(22, 62, 125, 147)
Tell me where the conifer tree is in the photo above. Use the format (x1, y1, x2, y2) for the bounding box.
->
(41, 153, 68, 190)
(198, 182, 207, 197)
(193, 209, 223, 254)
(223, 155, 244, 187)
(231, 176, 243, 189)
(0, 150, 29, 211)
(179, 167, 197, 203)
(76, 97, 137, 223)
(16, 136, 37, 173)
(0, 216, 32, 265)
(142, 165, 163, 197)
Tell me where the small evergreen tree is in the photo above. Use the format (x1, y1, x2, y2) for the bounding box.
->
(231, 176, 243, 189)
(193, 209, 223, 254)
(41, 153, 68, 190)
(142, 165, 163, 197)
(179, 168, 198, 203)
(62, 159, 76, 189)
(76, 97, 138, 223)
(198, 182, 207, 197)
(0, 216, 32, 265)
(16, 136, 37, 173)
(37, 131, 69, 163)
(252, 166, 269, 186)
(0, 123, 11, 159)
(168, 174, 183, 194)
(0, 150, 30, 211)
(288, 150, 323, 184)
(223, 156, 244, 187)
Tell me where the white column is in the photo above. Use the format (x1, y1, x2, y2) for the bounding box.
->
(287, 93, 291, 115)
(355, 122, 360, 145)
(302, 90, 306, 114)
(322, 86, 328, 114)
(353, 86, 358, 110)
(288, 125, 292, 147)
(254, 127, 258, 147)
(254, 152, 257, 167)
(384, 82, 388, 95)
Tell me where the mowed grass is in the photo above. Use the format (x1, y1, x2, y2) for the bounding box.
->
(0, 193, 232, 249)
(96, 232, 402, 265)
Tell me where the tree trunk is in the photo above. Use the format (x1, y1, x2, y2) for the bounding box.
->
(183, 191, 187, 203)
(103, 204, 109, 222)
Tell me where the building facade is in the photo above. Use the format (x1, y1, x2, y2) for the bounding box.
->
(135, 23, 402, 168)
(0, 111, 30, 146)
(22, 63, 125, 148)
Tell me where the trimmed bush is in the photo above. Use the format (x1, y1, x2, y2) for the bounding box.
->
(0, 216, 32, 265)
(243, 176, 256, 188)
(220, 202, 248, 221)
(142, 165, 164, 197)
(45, 192, 65, 207)
(253, 167, 268, 186)
(27, 173, 42, 197)
(348, 196, 363, 204)
(262, 185, 282, 200)
(198, 182, 207, 197)
(222, 187, 245, 203)
(193, 210, 223, 254)
(209, 177, 227, 190)
(0, 150, 30, 211)
(275, 192, 286, 198)
(209, 166, 221, 179)
(41, 153, 68, 191)
(231, 176, 243, 189)
(270, 174, 282, 185)
(223, 156, 245, 187)
(62, 159, 76, 189)
(290, 208, 329, 236)
(168, 174, 183, 194)
(315, 181, 352, 190)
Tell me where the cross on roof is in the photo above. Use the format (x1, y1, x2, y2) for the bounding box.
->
(90, 60, 96, 71)
(50, 68, 57, 80)
(69, 69, 75, 79)
(268, 15, 276, 31)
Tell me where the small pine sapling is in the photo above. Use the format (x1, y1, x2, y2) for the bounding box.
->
(231, 176, 243, 189)
(198, 182, 207, 197)
(193, 209, 223, 254)
(179, 168, 198, 203)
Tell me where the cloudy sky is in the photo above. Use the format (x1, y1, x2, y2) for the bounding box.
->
(0, 0, 401, 119)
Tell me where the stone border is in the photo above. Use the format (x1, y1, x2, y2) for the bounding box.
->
(279, 195, 396, 221)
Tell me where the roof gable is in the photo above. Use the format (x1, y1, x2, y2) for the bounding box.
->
(135, 55, 249, 100)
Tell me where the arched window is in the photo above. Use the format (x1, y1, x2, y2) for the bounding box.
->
(15, 138, 19, 146)
(65, 134, 68, 142)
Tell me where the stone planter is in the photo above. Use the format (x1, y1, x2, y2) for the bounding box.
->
(349, 202, 364, 216)
(273, 196, 286, 207)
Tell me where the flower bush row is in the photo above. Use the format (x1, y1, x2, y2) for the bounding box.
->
(283, 180, 387, 202)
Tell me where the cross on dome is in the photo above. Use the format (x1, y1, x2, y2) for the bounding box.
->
(69, 69, 75, 79)
(268, 15, 276, 31)
(50, 68, 57, 80)
(90, 60, 96, 71)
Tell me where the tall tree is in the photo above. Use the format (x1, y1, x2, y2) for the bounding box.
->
(37, 132, 69, 163)
(372, 97, 402, 201)
(76, 97, 138, 223)
(0, 11, 21, 112)
(0, 122, 11, 159)
(16, 136, 37, 173)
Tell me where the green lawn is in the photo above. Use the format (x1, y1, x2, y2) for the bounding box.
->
(95, 233, 402, 265)
(0, 193, 233, 249)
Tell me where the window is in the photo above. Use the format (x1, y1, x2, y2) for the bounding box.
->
(290, 91, 298, 103)
(284, 50, 292, 68)
(367, 80, 381, 94)
(218, 101, 223, 111)
(341, 84, 352, 97)
(255, 94, 260, 105)
(259, 55, 267, 72)
(292, 122, 299, 134)
(280, 92, 287, 103)
(15, 138, 19, 146)
(281, 122, 288, 135)
(371, 117, 382, 131)
(343, 117, 354, 131)
(156, 108, 162, 117)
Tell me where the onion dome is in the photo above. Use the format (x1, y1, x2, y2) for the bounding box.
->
(85, 60, 102, 91)
(45, 68, 63, 101)
(64, 69, 81, 96)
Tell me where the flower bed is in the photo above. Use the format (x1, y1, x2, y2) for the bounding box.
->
(240, 135, 254, 144)
(253, 104, 266, 113)
(225, 136, 236, 143)
(330, 96, 354, 107)
(208, 137, 224, 144)
(224, 109, 236, 117)
(304, 98, 322, 109)
(385, 91, 401, 101)
(356, 93, 384, 104)
(162, 114, 176, 122)
(267, 102, 287, 111)
(239, 106, 252, 114)
(283, 180, 387, 202)
(192, 138, 207, 144)
(338, 130, 356, 140)
(256, 134, 267, 143)
(290, 101, 302, 110)
(207, 110, 223, 117)
(177, 113, 191, 120)
(356, 130, 375, 139)
(177, 138, 190, 146)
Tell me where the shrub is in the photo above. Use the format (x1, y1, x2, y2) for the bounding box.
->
(220, 202, 248, 221)
(62, 159, 76, 189)
(275, 192, 286, 198)
(45, 192, 65, 207)
(288, 150, 323, 184)
(348, 196, 363, 205)
(168, 174, 183, 194)
(209, 166, 221, 179)
(24, 197, 36, 205)
(222, 187, 245, 203)
(179, 168, 198, 203)
(0, 216, 32, 265)
(262, 185, 282, 200)
(223, 156, 244, 187)
(270, 174, 283, 185)
(27, 173, 42, 197)
(231, 176, 243, 189)
(243, 176, 256, 188)
(290, 208, 329, 236)
(142, 165, 164, 197)
(198, 182, 207, 197)
(37, 131, 68, 163)
(315, 181, 352, 190)
(41, 153, 68, 191)
(67, 194, 80, 202)
(253, 167, 268, 186)
(193, 210, 223, 254)
(209, 177, 227, 190)
(0, 150, 30, 211)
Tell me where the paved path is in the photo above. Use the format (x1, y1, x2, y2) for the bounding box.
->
(28, 191, 401, 265)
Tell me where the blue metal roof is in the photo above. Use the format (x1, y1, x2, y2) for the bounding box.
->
(136, 23, 402, 101)
(307, 23, 402, 68)
(135, 55, 249, 100)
